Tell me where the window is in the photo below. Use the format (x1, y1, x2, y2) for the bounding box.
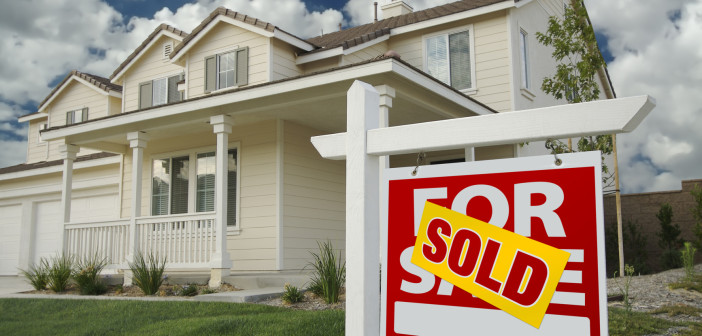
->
(519, 29, 530, 90)
(66, 108, 88, 125)
(139, 73, 183, 109)
(151, 147, 239, 227)
(425, 28, 475, 91)
(204, 47, 248, 93)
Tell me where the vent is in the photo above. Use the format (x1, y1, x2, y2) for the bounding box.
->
(163, 42, 173, 59)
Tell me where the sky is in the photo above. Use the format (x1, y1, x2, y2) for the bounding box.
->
(0, 0, 700, 194)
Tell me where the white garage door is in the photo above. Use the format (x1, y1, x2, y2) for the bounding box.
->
(0, 204, 22, 275)
(33, 193, 119, 265)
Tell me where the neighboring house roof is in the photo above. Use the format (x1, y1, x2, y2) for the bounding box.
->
(170, 7, 316, 61)
(109, 23, 188, 81)
(304, 0, 513, 54)
(0, 152, 118, 175)
(34, 70, 122, 114)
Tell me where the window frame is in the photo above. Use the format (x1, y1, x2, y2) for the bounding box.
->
(138, 72, 184, 109)
(65, 107, 88, 125)
(204, 46, 249, 94)
(519, 28, 531, 90)
(422, 25, 477, 94)
(149, 142, 241, 234)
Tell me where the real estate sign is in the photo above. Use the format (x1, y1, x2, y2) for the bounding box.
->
(381, 152, 607, 335)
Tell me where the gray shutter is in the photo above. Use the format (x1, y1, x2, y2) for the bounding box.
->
(204, 55, 216, 93)
(167, 75, 181, 103)
(81, 108, 88, 121)
(66, 111, 73, 125)
(235, 47, 248, 86)
(139, 81, 153, 109)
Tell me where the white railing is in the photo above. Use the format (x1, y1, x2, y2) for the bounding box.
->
(135, 212, 216, 266)
(65, 219, 130, 265)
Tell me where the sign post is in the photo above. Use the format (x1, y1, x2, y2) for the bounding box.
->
(311, 80, 654, 336)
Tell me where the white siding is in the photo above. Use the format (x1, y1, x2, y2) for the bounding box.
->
(186, 22, 270, 99)
(0, 204, 22, 275)
(26, 120, 48, 164)
(340, 41, 389, 66)
(271, 39, 302, 80)
(121, 35, 185, 113)
(282, 121, 345, 270)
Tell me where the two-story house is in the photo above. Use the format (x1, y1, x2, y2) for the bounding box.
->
(0, 0, 614, 286)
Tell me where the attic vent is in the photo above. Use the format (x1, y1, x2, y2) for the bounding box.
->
(163, 42, 173, 59)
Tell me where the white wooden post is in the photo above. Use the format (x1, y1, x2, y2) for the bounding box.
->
(346, 81, 381, 335)
(376, 85, 395, 170)
(59, 144, 79, 254)
(209, 115, 233, 287)
(125, 131, 149, 286)
(465, 147, 475, 162)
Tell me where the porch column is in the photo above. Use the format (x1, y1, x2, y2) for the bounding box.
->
(59, 144, 79, 254)
(125, 131, 149, 286)
(209, 115, 233, 287)
(375, 85, 395, 169)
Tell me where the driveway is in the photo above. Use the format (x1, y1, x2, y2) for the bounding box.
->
(0, 276, 32, 296)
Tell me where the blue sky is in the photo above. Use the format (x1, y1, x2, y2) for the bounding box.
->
(0, 0, 700, 194)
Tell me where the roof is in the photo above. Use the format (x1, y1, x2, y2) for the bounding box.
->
(0, 152, 118, 175)
(43, 55, 496, 133)
(36, 70, 122, 112)
(304, 0, 512, 54)
(109, 23, 188, 80)
(170, 7, 311, 59)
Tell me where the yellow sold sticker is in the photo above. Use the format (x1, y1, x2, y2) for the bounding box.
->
(411, 202, 570, 328)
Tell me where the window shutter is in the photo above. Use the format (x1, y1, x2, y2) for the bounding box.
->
(167, 75, 181, 103)
(81, 107, 89, 122)
(66, 111, 73, 125)
(204, 55, 216, 93)
(448, 31, 471, 90)
(139, 81, 153, 109)
(235, 47, 248, 86)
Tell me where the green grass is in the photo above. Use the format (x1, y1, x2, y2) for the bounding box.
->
(669, 274, 702, 292)
(0, 299, 344, 336)
(608, 307, 680, 336)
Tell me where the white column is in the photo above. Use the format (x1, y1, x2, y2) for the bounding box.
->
(125, 131, 149, 286)
(59, 144, 79, 254)
(465, 147, 475, 162)
(346, 81, 381, 335)
(209, 115, 233, 287)
(375, 85, 395, 169)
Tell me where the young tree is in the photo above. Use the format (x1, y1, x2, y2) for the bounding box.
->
(657, 203, 683, 270)
(690, 184, 702, 249)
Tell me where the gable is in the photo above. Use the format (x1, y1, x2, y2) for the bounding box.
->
(110, 25, 187, 83)
(45, 80, 108, 128)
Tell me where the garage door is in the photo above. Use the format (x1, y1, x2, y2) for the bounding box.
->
(0, 204, 22, 275)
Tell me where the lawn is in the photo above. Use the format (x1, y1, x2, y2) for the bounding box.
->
(0, 299, 344, 335)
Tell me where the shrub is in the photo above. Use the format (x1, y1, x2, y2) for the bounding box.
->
(201, 287, 217, 295)
(179, 284, 199, 297)
(691, 184, 702, 250)
(128, 252, 166, 295)
(47, 254, 74, 292)
(681, 242, 697, 281)
(605, 220, 650, 277)
(20, 258, 50, 290)
(657, 203, 683, 270)
(73, 254, 108, 295)
(306, 241, 345, 304)
(282, 283, 304, 304)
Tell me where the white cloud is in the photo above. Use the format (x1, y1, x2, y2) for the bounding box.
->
(0, 139, 27, 168)
(585, 0, 702, 193)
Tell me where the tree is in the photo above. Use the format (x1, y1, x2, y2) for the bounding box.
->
(657, 203, 683, 270)
(690, 184, 702, 249)
(536, 1, 613, 185)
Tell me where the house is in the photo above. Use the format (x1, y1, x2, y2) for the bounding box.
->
(0, 0, 614, 286)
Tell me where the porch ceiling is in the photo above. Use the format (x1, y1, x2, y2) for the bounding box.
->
(43, 58, 493, 153)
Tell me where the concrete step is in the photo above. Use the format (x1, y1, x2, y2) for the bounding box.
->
(194, 287, 283, 303)
(223, 272, 311, 290)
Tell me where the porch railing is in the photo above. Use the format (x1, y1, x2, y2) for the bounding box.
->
(135, 212, 216, 266)
(65, 219, 130, 265)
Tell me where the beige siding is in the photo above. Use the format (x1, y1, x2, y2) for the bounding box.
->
(46, 81, 107, 128)
(124, 120, 278, 271)
(388, 12, 513, 112)
(108, 96, 122, 115)
(186, 22, 270, 99)
(122, 35, 185, 113)
(26, 120, 48, 164)
(302, 56, 341, 74)
(340, 41, 389, 66)
(271, 39, 302, 80)
(282, 121, 345, 270)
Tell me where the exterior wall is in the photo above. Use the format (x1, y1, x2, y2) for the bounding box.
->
(122, 120, 279, 271)
(340, 41, 389, 66)
(121, 35, 185, 113)
(108, 96, 122, 116)
(282, 121, 345, 270)
(603, 179, 702, 273)
(26, 120, 49, 163)
(302, 56, 341, 74)
(185, 22, 270, 99)
(270, 39, 303, 81)
(388, 11, 513, 112)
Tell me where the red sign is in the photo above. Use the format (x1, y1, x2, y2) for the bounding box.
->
(381, 152, 607, 335)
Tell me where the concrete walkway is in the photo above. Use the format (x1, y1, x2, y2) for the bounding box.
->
(0, 276, 282, 303)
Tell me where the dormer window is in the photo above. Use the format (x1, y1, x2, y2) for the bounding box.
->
(204, 47, 248, 93)
(139, 73, 184, 109)
(66, 108, 88, 125)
